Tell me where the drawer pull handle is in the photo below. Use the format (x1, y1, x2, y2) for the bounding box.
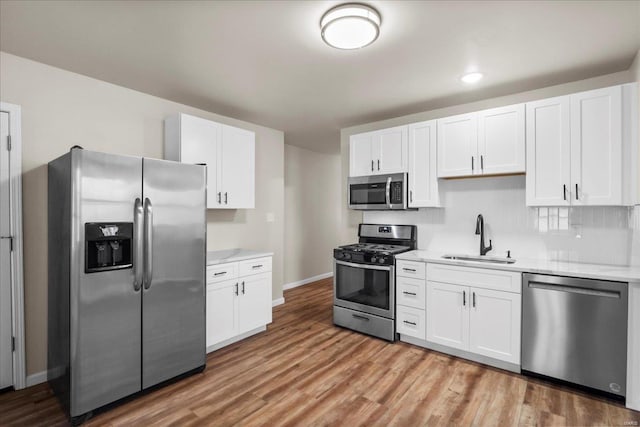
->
(403, 320, 417, 326)
(403, 268, 416, 272)
(214, 271, 227, 276)
(352, 314, 370, 321)
(402, 291, 417, 296)
(252, 264, 263, 269)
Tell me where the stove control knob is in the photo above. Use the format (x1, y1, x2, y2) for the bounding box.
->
(344, 253, 351, 260)
(379, 257, 386, 264)
(371, 256, 377, 263)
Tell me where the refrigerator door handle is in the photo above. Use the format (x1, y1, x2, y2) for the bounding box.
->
(133, 198, 144, 291)
(143, 197, 153, 289)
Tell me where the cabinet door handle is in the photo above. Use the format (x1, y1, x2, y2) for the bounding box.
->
(575, 183, 579, 200)
(410, 190, 413, 203)
(234, 283, 239, 296)
(371, 160, 374, 172)
(402, 268, 416, 272)
(377, 159, 380, 170)
(218, 192, 222, 204)
(480, 155, 484, 171)
(241, 281, 245, 294)
(471, 157, 474, 171)
(403, 320, 417, 326)
(402, 291, 417, 296)
(472, 292, 476, 308)
(252, 264, 263, 269)
(463, 290, 466, 306)
(563, 184, 567, 201)
(224, 192, 228, 204)
(214, 271, 227, 276)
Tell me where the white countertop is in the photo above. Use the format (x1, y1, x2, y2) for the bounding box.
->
(396, 250, 640, 283)
(206, 248, 273, 266)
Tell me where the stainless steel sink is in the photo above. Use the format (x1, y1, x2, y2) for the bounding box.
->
(441, 254, 516, 264)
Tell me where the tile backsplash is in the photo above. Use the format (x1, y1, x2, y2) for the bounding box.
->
(364, 175, 636, 266)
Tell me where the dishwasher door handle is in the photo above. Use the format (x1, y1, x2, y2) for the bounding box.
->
(528, 282, 621, 299)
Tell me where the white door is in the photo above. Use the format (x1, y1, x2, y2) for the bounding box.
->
(525, 96, 571, 206)
(478, 104, 525, 175)
(570, 86, 622, 205)
(219, 125, 255, 209)
(180, 114, 221, 208)
(375, 126, 408, 175)
(206, 281, 238, 348)
(237, 273, 271, 334)
(408, 121, 439, 207)
(437, 112, 478, 177)
(468, 287, 521, 365)
(0, 111, 12, 389)
(426, 281, 469, 351)
(349, 132, 374, 177)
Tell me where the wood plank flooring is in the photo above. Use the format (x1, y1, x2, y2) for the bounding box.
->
(1, 277, 638, 426)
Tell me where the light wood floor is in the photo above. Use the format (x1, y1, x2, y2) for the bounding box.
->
(1, 277, 638, 426)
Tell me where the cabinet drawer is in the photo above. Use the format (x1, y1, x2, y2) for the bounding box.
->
(207, 263, 238, 284)
(426, 263, 521, 294)
(396, 276, 425, 309)
(239, 257, 272, 277)
(396, 305, 426, 340)
(397, 260, 426, 279)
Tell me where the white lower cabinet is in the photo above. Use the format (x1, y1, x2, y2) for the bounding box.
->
(425, 264, 522, 366)
(396, 305, 426, 339)
(206, 256, 273, 351)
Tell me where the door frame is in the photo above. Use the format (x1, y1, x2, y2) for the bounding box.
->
(0, 102, 26, 390)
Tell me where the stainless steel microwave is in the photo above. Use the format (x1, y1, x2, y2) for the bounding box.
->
(348, 173, 410, 210)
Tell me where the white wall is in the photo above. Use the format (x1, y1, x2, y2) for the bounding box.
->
(342, 68, 637, 265)
(0, 52, 285, 376)
(284, 144, 341, 284)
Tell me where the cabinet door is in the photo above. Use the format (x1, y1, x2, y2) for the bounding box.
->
(469, 287, 521, 365)
(437, 113, 478, 177)
(374, 126, 408, 175)
(478, 104, 525, 175)
(219, 124, 255, 209)
(396, 276, 426, 310)
(426, 281, 469, 351)
(206, 280, 238, 348)
(178, 114, 221, 209)
(238, 273, 272, 334)
(525, 96, 571, 206)
(396, 305, 426, 340)
(570, 86, 622, 205)
(349, 132, 374, 177)
(408, 121, 439, 207)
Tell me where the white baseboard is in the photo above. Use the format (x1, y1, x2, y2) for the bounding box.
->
(283, 272, 333, 291)
(272, 297, 285, 307)
(26, 370, 47, 387)
(206, 326, 266, 353)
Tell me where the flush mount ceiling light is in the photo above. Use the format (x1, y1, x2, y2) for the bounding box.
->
(461, 72, 484, 84)
(320, 3, 381, 50)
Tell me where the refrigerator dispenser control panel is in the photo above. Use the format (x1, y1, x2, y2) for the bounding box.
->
(85, 222, 133, 273)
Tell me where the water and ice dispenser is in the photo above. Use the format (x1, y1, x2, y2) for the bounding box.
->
(84, 222, 133, 273)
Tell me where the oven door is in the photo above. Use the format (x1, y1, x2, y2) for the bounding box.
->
(348, 173, 407, 210)
(333, 260, 395, 319)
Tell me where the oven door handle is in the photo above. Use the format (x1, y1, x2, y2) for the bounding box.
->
(386, 177, 392, 208)
(335, 259, 392, 271)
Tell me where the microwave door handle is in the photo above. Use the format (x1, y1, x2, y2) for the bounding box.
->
(386, 177, 392, 208)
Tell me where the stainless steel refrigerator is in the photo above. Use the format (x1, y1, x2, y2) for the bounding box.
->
(48, 148, 206, 423)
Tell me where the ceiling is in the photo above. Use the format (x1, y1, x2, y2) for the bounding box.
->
(1, 1, 639, 154)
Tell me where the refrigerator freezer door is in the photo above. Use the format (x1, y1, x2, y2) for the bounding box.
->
(70, 150, 142, 416)
(142, 158, 206, 389)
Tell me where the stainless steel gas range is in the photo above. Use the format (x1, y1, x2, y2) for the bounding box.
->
(333, 224, 417, 341)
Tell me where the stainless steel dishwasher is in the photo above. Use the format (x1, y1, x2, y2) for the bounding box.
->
(522, 273, 628, 398)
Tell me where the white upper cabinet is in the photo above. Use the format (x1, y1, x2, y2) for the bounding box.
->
(408, 120, 439, 207)
(437, 105, 525, 178)
(349, 125, 408, 177)
(526, 84, 636, 206)
(570, 86, 622, 206)
(164, 113, 255, 209)
(477, 104, 525, 175)
(526, 96, 572, 206)
(437, 112, 477, 177)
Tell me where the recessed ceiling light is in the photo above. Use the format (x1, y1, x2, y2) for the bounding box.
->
(320, 3, 381, 50)
(461, 72, 484, 84)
